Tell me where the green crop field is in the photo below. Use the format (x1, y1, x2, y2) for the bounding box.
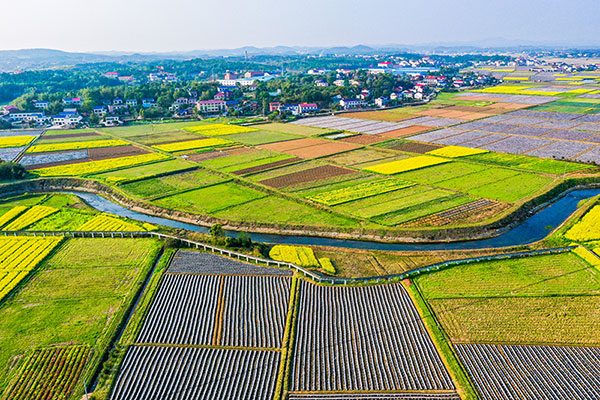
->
(464, 151, 590, 174)
(120, 169, 228, 199)
(93, 159, 194, 182)
(258, 122, 334, 136)
(224, 129, 302, 145)
(414, 251, 600, 345)
(153, 181, 267, 214)
(0, 238, 161, 395)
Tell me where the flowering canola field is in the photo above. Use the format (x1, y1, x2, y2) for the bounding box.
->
(31, 153, 168, 176)
(365, 156, 450, 175)
(0, 236, 63, 302)
(564, 205, 600, 242)
(0, 136, 35, 148)
(183, 123, 257, 136)
(153, 138, 234, 152)
(28, 139, 129, 153)
(427, 146, 488, 158)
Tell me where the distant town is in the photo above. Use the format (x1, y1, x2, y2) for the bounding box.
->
(2, 51, 599, 130)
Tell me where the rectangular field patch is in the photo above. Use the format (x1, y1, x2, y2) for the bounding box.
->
(290, 281, 454, 392)
(258, 165, 355, 188)
(457, 344, 600, 400)
(365, 156, 451, 175)
(111, 346, 280, 400)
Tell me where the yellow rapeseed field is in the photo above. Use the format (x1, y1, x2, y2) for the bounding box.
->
(153, 138, 233, 152)
(28, 139, 129, 153)
(427, 146, 488, 158)
(31, 153, 168, 176)
(2, 206, 58, 231)
(78, 214, 145, 231)
(0, 236, 63, 301)
(0, 135, 35, 148)
(564, 205, 600, 242)
(365, 156, 450, 175)
(183, 123, 257, 136)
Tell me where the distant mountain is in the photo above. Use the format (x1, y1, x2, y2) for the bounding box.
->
(2, 40, 600, 72)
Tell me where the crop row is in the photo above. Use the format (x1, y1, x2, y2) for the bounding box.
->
(2, 205, 58, 231)
(0, 135, 35, 148)
(456, 343, 600, 400)
(564, 205, 600, 242)
(288, 393, 461, 399)
(28, 139, 129, 153)
(78, 214, 144, 232)
(290, 281, 454, 392)
(153, 137, 234, 153)
(183, 123, 257, 136)
(0, 237, 63, 302)
(3, 345, 89, 400)
(111, 345, 280, 400)
(0, 206, 28, 228)
(31, 153, 169, 176)
(136, 274, 291, 348)
(405, 199, 501, 227)
(365, 156, 451, 175)
(167, 250, 293, 276)
(307, 179, 413, 206)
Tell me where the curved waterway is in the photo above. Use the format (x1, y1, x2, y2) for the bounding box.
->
(66, 189, 600, 251)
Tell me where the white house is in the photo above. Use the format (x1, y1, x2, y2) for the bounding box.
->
(339, 99, 366, 110)
(196, 100, 227, 114)
(93, 106, 107, 116)
(52, 113, 83, 126)
(34, 101, 49, 109)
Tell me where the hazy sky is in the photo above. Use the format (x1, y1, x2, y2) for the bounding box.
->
(3, 0, 600, 52)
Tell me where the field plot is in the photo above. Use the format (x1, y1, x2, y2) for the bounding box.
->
(288, 394, 461, 400)
(405, 199, 506, 226)
(111, 346, 280, 400)
(258, 165, 355, 188)
(339, 134, 389, 145)
(0, 238, 160, 396)
(232, 156, 301, 175)
(120, 169, 227, 199)
(307, 179, 413, 205)
(390, 142, 443, 154)
(31, 153, 169, 176)
(136, 273, 291, 348)
(27, 139, 129, 153)
(3, 345, 89, 400)
(0, 147, 25, 162)
(78, 214, 146, 231)
(259, 122, 336, 136)
(0, 135, 35, 148)
(290, 116, 411, 135)
(2, 205, 58, 231)
(457, 344, 600, 400)
(183, 123, 257, 136)
(0, 237, 62, 302)
(20, 150, 89, 167)
(152, 137, 234, 152)
(225, 129, 302, 145)
(153, 181, 266, 214)
(365, 156, 451, 175)
(290, 281, 454, 392)
(416, 251, 600, 345)
(564, 204, 600, 241)
(168, 250, 292, 275)
(91, 159, 194, 183)
(133, 274, 212, 344)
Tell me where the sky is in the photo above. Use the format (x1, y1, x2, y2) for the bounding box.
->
(2, 0, 600, 52)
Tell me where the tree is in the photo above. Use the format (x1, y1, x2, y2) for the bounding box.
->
(209, 223, 226, 239)
(0, 162, 29, 181)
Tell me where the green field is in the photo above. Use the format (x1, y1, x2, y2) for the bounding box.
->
(415, 251, 600, 345)
(120, 169, 228, 199)
(224, 129, 303, 145)
(257, 122, 334, 136)
(212, 196, 360, 228)
(0, 238, 161, 394)
(464, 151, 590, 174)
(93, 159, 195, 182)
(153, 181, 267, 214)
